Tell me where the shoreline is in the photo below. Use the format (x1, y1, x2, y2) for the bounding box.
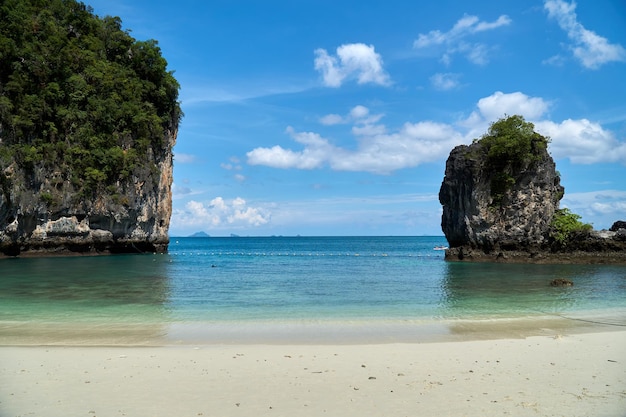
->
(2, 330, 625, 416)
(444, 247, 626, 264)
(2, 312, 625, 347)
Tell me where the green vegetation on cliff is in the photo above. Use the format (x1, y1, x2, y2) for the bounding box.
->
(0, 0, 182, 199)
(550, 208, 593, 245)
(473, 115, 550, 206)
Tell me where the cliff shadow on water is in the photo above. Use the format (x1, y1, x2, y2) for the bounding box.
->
(0, 254, 174, 345)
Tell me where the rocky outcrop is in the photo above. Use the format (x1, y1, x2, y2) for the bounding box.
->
(439, 142, 563, 254)
(0, 0, 180, 257)
(0, 129, 175, 257)
(610, 221, 626, 232)
(439, 117, 626, 263)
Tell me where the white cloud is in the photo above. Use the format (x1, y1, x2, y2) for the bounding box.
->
(459, 91, 626, 165)
(320, 105, 384, 126)
(430, 73, 461, 90)
(476, 91, 551, 121)
(457, 91, 552, 141)
(535, 118, 626, 164)
(350, 105, 369, 119)
(414, 14, 511, 65)
(314, 43, 391, 87)
(462, 91, 626, 165)
(544, 0, 626, 69)
(319, 105, 387, 136)
(319, 114, 344, 125)
(560, 190, 626, 228)
(247, 127, 338, 170)
(332, 121, 465, 173)
(247, 144, 324, 170)
(174, 153, 196, 163)
(247, 91, 626, 175)
(247, 110, 464, 174)
(352, 123, 387, 137)
(173, 197, 270, 230)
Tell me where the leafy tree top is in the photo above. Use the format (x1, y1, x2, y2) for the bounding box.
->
(475, 114, 550, 170)
(0, 0, 182, 198)
(471, 115, 551, 207)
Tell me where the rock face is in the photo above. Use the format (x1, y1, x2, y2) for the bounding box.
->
(439, 117, 626, 263)
(0, 129, 175, 257)
(440, 141, 563, 254)
(0, 0, 181, 257)
(610, 221, 626, 232)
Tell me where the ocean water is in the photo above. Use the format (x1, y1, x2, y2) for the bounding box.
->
(1, 236, 625, 344)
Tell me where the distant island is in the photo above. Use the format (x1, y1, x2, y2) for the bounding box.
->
(0, 0, 181, 257)
(188, 232, 210, 238)
(439, 115, 626, 263)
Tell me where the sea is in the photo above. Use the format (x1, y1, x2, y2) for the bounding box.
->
(1, 236, 625, 345)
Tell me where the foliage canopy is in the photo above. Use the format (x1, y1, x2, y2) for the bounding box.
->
(550, 208, 593, 245)
(474, 115, 550, 206)
(0, 0, 182, 197)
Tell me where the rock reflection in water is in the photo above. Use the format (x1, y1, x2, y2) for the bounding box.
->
(0, 254, 173, 345)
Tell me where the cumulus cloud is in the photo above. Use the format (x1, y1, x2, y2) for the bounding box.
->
(544, 0, 626, 69)
(331, 121, 465, 173)
(535, 119, 626, 164)
(476, 91, 551, 121)
(461, 92, 626, 166)
(414, 14, 511, 65)
(314, 43, 391, 87)
(247, 92, 626, 175)
(173, 197, 270, 230)
(457, 91, 551, 141)
(247, 105, 464, 174)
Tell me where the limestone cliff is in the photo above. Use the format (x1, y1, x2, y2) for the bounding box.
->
(439, 115, 626, 263)
(0, 0, 181, 256)
(0, 129, 175, 256)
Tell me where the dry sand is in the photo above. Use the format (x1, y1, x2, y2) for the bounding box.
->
(1, 330, 625, 417)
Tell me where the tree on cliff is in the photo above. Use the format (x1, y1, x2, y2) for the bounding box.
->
(440, 115, 564, 256)
(0, 0, 182, 199)
(439, 115, 621, 263)
(475, 115, 550, 207)
(0, 0, 181, 256)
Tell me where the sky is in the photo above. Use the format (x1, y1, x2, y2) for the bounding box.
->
(86, 0, 626, 237)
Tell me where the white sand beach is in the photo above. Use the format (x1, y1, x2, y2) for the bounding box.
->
(1, 330, 625, 417)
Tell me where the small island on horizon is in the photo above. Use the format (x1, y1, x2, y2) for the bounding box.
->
(188, 231, 210, 238)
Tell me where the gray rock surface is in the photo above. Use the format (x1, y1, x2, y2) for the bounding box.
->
(439, 135, 626, 263)
(0, 129, 176, 257)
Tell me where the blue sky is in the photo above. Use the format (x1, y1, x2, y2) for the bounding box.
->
(87, 0, 626, 237)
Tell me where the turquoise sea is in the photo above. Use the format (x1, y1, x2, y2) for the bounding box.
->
(1, 236, 625, 344)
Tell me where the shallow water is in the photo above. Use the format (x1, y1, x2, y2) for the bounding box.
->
(1, 236, 625, 344)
